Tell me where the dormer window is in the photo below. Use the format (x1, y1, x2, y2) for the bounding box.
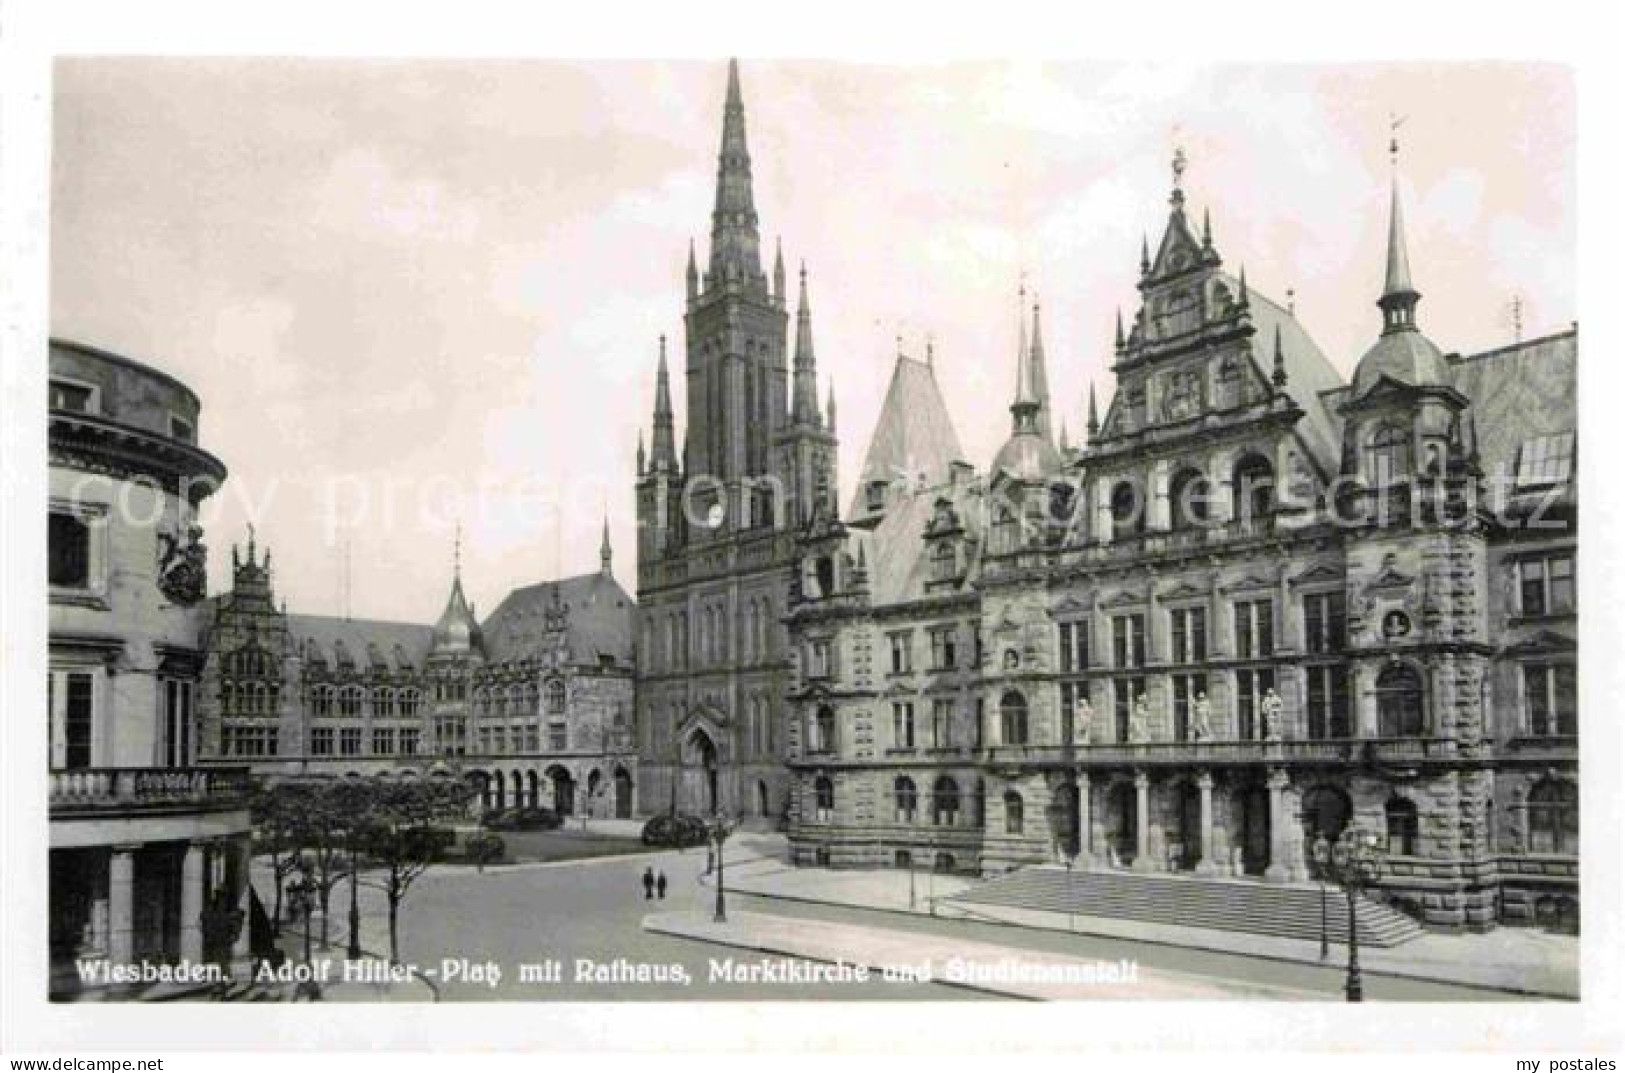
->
(49, 378, 97, 414)
(865, 480, 888, 512)
(1515, 433, 1575, 490)
(930, 541, 957, 582)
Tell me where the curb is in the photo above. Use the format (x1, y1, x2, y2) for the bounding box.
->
(722, 882, 1573, 1001)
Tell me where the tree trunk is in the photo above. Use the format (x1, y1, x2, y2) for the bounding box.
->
(388, 895, 400, 964)
(319, 883, 332, 946)
(270, 859, 284, 937)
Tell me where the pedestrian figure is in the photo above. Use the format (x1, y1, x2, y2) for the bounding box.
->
(642, 866, 655, 900)
(656, 871, 668, 900)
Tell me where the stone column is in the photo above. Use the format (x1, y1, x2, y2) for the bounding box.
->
(108, 846, 136, 965)
(1132, 772, 1154, 871)
(1076, 772, 1094, 868)
(1264, 770, 1291, 883)
(180, 842, 205, 964)
(1195, 772, 1217, 876)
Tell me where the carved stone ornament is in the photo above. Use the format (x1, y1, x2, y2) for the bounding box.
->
(157, 523, 208, 607)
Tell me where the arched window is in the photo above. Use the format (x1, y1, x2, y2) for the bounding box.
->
(313, 685, 336, 718)
(251, 682, 269, 716)
(1004, 790, 1025, 834)
(814, 705, 836, 753)
(999, 690, 1029, 746)
(546, 679, 567, 714)
(372, 687, 393, 718)
(398, 689, 421, 717)
(333, 686, 359, 717)
(1376, 664, 1425, 737)
(1231, 454, 1275, 525)
(932, 776, 961, 827)
(1366, 422, 1412, 483)
(813, 776, 834, 823)
(472, 686, 488, 716)
(1111, 481, 1142, 541)
(1527, 780, 1578, 855)
(756, 598, 771, 658)
(1384, 795, 1420, 855)
(1168, 467, 1211, 530)
(992, 506, 1018, 554)
(894, 777, 918, 824)
(507, 685, 524, 717)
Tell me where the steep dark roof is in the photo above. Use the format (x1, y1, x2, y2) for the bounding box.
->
(1448, 329, 1577, 480)
(480, 570, 635, 666)
(285, 615, 434, 672)
(854, 478, 986, 607)
(1227, 277, 1347, 470)
(850, 354, 967, 519)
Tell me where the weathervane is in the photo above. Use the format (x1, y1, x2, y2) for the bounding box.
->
(1389, 112, 1408, 167)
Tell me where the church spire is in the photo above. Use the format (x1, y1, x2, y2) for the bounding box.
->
(1027, 297, 1053, 442)
(1010, 302, 1039, 436)
(650, 335, 677, 472)
(1379, 128, 1421, 334)
(708, 58, 763, 288)
(793, 261, 819, 424)
(686, 238, 698, 301)
(600, 516, 613, 576)
(773, 237, 786, 303)
(1086, 383, 1100, 442)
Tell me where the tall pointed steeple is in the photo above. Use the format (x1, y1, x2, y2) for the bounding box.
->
(792, 261, 819, 424)
(1086, 383, 1100, 441)
(650, 335, 677, 472)
(600, 517, 613, 576)
(773, 237, 786, 303)
(708, 58, 763, 288)
(1379, 166, 1421, 334)
(686, 238, 699, 301)
(1027, 298, 1053, 442)
(825, 377, 837, 435)
(1010, 310, 1038, 436)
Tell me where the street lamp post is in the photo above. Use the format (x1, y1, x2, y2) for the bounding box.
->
(1311, 833, 1330, 961)
(289, 864, 317, 965)
(346, 846, 363, 961)
(709, 814, 736, 924)
(1311, 828, 1386, 1002)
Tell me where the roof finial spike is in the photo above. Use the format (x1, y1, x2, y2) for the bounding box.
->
(1114, 307, 1125, 349)
(1140, 233, 1151, 276)
(1237, 264, 1250, 309)
(1286, 286, 1296, 318)
(600, 515, 612, 576)
(1202, 206, 1212, 247)
(925, 331, 935, 368)
(1170, 126, 1188, 207)
(246, 522, 256, 565)
(1086, 382, 1100, 440)
(826, 376, 838, 434)
(453, 519, 462, 581)
(1272, 324, 1289, 389)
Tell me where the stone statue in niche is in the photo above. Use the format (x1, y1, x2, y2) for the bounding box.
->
(1192, 692, 1212, 741)
(1262, 688, 1284, 741)
(1129, 695, 1150, 743)
(1074, 695, 1094, 745)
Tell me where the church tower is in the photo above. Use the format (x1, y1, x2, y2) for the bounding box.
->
(634, 61, 836, 826)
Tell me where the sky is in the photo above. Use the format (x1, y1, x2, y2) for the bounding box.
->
(49, 59, 1575, 625)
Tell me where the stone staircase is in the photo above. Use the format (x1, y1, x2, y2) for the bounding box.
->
(948, 867, 1424, 948)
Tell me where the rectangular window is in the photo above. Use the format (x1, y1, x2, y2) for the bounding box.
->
(1519, 553, 1576, 617)
(399, 728, 420, 756)
(1112, 614, 1146, 669)
(1170, 673, 1205, 741)
(1058, 621, 1090, 673)
(972, 623, 984, 667)
(1113, 677, 1145, 742)
(1524, 664, 1577, 737)
(1303, 592, 1347, 654)
(1234, 599, 1275, 659)
(49, 670, 96, 770)
(1235, 668, 1276, 740)
(892, 702, 915, 749)
(224, 724, 277, 757)
(372, 727, 396, 755)
(973, 698, 985, 748)
(161, 679, 194, 768)
(1305, 666, 1352, 739)
(930, 627, 957, 671)
(1515, 432, 1576, 489)
(931, 699, 954, 748)
(888, 632, 913, 675)
(311, 727, 335, 756)
(339, 727, 362, 756)
(1169, 607, 1208, 663)
(549, 724, 568, 751)
(48, 511, 92, 589)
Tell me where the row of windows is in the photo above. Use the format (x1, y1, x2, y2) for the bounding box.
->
(308, 686, 425, 718)
(648, 597, 777, 672)
(811, 774, 986, 828)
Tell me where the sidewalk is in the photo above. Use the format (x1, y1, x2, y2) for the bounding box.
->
(645, 909, 1318, 1001)
(717, 844, 1578, 1000)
